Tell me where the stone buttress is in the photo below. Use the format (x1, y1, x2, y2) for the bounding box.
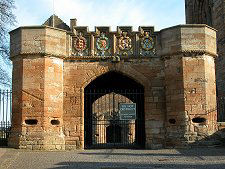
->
(9, 16, 218, 150)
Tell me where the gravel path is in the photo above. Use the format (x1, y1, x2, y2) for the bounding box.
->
(1, 147, 225, 169)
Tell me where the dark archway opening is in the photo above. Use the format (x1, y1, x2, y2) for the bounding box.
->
(85, 71, 144, 90)
(106, 124, 122, 143)
(84, 71, 145, 149)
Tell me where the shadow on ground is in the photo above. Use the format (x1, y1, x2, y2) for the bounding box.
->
(0, 146, 9, 148)
(48, 146, 225, 169)
(77, 147, 225, 158)
(48, 161, 225, 169)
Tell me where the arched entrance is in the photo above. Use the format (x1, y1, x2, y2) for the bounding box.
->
(84, 71, 145, 149)
(106, 123, 122, 143)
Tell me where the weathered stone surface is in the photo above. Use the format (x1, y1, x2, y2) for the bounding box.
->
(10, 26, 67, 58)
(9, 16, 218, 150)
(159, 25, 217, 57)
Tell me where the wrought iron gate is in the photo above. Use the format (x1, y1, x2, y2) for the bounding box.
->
(84, 89, 145, 149)
(0, 90, 12, 146)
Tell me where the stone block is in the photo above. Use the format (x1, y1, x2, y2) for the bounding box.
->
(146, 120, 164, 128)
(9, 17, 218, 150)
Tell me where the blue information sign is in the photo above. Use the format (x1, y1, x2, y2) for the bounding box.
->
(119, 103, 136, 120)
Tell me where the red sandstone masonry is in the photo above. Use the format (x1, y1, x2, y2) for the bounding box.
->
(9, 24, 218, 150)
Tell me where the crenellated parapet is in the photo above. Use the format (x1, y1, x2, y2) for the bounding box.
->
(10, 25, 158, 60)
(9, 16, 219, 150)
(10, 23, 217, 62)
(70, 26, 157, 58)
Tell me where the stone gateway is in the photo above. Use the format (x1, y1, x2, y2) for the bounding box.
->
(8, 3, 220, 150)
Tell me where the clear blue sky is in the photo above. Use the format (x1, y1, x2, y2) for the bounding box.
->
(14, 0, 185, 31)
(1, 0, 185, 88)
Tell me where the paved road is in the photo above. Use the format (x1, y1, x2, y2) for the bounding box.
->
(0, 147, 225, 169)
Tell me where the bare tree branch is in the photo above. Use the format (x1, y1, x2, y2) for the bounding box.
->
(0, 0, 16, 87)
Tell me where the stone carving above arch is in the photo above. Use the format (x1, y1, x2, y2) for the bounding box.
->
(116, 27, 134, 57)
(71, 26, 90, 56)
(68, 25, 157, 60)
(139, 26, 156, 57)
(94, 27, 112, 57)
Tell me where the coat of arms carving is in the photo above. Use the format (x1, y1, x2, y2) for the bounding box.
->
(72, 32, 89, 56)
(117, 31, 133, 56)
(140, 32, 156, 56)
(96, 32, 110, 56)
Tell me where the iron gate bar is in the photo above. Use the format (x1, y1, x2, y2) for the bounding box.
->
(0, 90, 12, 146)
(1, 88, 225, 147)
(84, 88, 145, 149)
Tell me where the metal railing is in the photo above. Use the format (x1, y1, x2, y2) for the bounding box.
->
(0, 90, 12, 146)
(0, 89, 225, 147)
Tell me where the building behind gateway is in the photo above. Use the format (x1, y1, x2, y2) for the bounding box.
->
(8, 0, 223, 150)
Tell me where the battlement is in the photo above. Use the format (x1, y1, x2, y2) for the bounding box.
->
(10, 24, 217, 61)
(10, 25, 158, 60)
(9, 15, 219, 150)
(10, 16, 217, 62)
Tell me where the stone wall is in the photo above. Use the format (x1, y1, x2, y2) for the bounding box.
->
(9, 22, 218, 150)
(212, 0, 225, 98)
(185, 0, 213, 26)
(9, 57, 65, 150)
(63, 59, 165, 149)
(185, 0, 225, 98)
(161, 25, 217, 147)
(9, 27, 67, 150)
